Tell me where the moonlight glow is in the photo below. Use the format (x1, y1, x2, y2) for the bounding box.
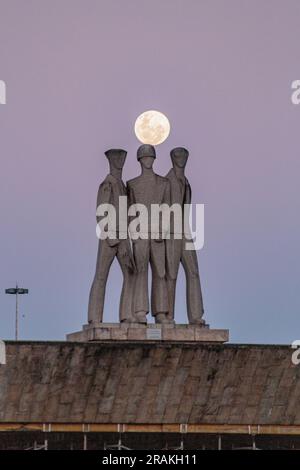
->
(134, 110, 170, 145)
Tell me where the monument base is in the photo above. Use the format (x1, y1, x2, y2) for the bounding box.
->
(66, 322, 229, 343)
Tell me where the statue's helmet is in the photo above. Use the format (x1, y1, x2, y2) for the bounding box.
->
(170, 147, 189, 159)
(105, 149, 127, 160)
(137, 144, 156, 161)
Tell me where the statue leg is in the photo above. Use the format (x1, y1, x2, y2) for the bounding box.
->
(132, 239, 150, 316)
(181, 246, 204, 324)
(88, 240, 116, 324)
(117, 241, 135, 322)
(167, 279, 176, 321)
(166, 239, 181, 321)
(150, 241, 169, 316)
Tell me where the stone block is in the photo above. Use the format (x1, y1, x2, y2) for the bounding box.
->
(67, 322, 229, 343)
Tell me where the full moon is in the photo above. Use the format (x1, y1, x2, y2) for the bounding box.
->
(134, 110, 170, 145)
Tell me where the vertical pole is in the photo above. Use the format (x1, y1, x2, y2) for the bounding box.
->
(15, 287, 19, 341)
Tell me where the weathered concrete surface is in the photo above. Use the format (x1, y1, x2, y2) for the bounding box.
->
(66, 323, 229, 343)
(0, 341, 298, 425)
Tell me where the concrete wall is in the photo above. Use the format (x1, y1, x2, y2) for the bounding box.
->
(0, 341, 298, 425)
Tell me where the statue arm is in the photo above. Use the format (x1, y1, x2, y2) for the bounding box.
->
(96, 181, 119, 247)
(164, 179, 171, 206)
(159, 180, 171, 241)
(117, 182, 135, 271)
(184, 180, 192, 205)
(96, 181, 111, 224)
(127, 183, 135, 239)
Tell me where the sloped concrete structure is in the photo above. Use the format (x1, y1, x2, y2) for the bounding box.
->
(0, 341, 299, 449)
(0, 341, 298, 424)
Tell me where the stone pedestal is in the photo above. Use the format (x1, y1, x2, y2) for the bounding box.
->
(66, 322, 229, 343)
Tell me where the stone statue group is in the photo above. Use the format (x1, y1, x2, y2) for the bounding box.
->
(88, 144, 205, 325)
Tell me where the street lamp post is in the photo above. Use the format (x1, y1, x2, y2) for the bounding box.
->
(5, 284, 29, 340)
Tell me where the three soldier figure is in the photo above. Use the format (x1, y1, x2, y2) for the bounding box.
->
(88, 144, 205, 325)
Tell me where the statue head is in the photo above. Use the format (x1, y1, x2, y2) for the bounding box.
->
(137, 144, 156, 169)
(170, 147, 189, 169)
(105, 149, 127, 170)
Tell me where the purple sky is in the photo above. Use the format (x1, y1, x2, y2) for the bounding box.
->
(0, 0, 300, 343)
